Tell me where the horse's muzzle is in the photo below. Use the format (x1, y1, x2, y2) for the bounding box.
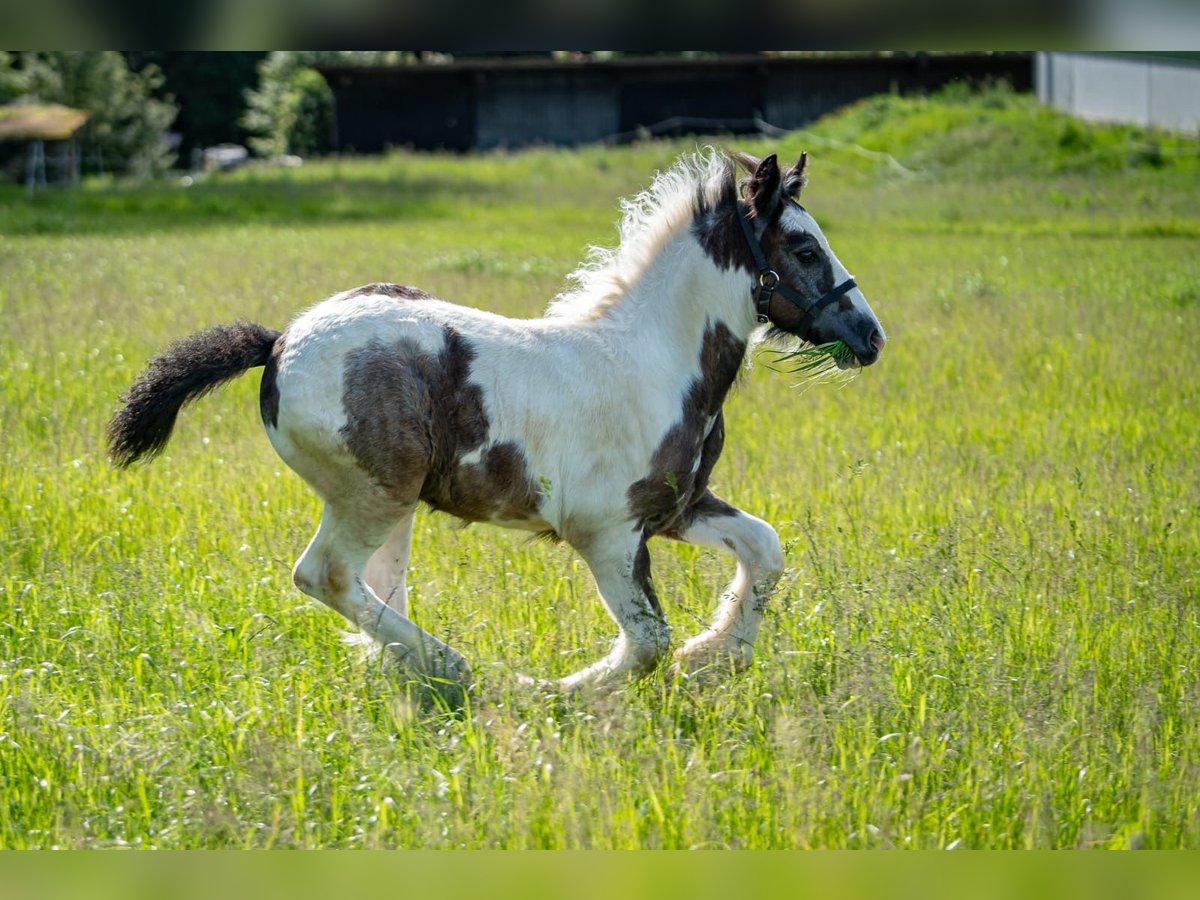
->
(849, 327, 887, 367)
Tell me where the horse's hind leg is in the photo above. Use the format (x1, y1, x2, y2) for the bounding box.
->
(293, 503, 471, 689)
(340, 512, 413, 655)
(363, 515, 414, 616)
(669, 492, 785, 676)
(558, 527, 671, 692)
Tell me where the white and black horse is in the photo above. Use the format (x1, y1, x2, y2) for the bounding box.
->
(108, 149, 886, 695)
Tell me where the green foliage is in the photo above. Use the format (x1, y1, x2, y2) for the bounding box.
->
(242, 52, 406, 159)
(124, 52, 265, 157)
(2, 91, 1199, 848)
(241, 53, 312, 158)
(286, 69, 336, 159)
(0, 51, 179, 178)
(800, 81, 1200, 179)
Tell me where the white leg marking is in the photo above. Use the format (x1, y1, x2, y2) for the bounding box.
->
(557, 529, 670, 692)
(363, 512, 415, 616)
(671, 504, 784, 675)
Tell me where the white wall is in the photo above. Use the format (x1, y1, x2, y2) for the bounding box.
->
(1037, 52, 1200, 133)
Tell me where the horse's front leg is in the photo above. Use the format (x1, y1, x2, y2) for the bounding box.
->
(559, 527, 671, 692)
(669, 492, 785, 676)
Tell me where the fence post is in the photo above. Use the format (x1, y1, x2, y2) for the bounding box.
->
(26, 139, 47, 199)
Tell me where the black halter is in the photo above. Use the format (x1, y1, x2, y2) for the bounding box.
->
(737, 201, 858, 335)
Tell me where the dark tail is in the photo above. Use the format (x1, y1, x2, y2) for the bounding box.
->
(107, 321, 281, 468)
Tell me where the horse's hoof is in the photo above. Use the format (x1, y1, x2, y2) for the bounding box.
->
(671, 635, 753, 682)
(424, 675, 471, 712)
(429, 651, 473, 692)
(342, 629, 382, 658)
(514, 671, 557, 691)
(381, 642, 474, 710)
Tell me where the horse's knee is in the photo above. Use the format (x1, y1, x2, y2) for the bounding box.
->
(760, 538, 785, 586)
(293, 548, 351, 605)
(292, 554, 320, 597)
(743, 521, 785, 585)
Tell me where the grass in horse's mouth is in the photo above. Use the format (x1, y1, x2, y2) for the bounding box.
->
(769, 340, 858, 385)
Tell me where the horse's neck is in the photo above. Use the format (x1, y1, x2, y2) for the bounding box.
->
(599, 230, 754, 380)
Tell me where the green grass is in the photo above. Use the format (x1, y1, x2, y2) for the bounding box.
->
(2, 86, 1198, 848)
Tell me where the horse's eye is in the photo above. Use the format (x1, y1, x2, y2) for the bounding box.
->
(796, 248, 818, 264)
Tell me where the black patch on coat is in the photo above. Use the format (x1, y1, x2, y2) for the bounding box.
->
(428, 441, 542, 524)
(663, 489, 740, 540)
(626, 321, 747, 535)
(632, 533, 662, 616)
(259, 331, 286, 429)
(340, 336, 441, 502)
(691, 180, 758, 275)
(342, 282, 433, 301)
(339, 328, 542, 524)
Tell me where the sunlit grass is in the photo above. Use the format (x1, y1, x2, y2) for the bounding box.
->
(1, 90, 1198, 848)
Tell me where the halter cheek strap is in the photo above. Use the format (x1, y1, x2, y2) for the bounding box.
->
(737, 201, 857, 335)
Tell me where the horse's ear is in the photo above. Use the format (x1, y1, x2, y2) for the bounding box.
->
(746, 153, 781, 220)
(783, 151, 809, 199)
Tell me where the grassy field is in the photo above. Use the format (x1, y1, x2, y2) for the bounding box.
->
(1, 87, 1198, 848)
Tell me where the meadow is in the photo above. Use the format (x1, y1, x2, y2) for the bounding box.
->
(1, 87, 1198, 848)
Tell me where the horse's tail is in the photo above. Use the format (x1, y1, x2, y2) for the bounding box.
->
(107, 321, 281, 468)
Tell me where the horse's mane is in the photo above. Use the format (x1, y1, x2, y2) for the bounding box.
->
(546, 147, 737, 320)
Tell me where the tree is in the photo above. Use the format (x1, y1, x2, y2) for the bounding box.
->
(124, 52, 265, 159)
(0, 51, 56, 103)
(241, 53, 332, 158)
(1, 52, 179, 177)
(241, 52, 409, 158)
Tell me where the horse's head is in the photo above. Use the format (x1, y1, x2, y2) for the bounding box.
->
(736, 152, 886, 367)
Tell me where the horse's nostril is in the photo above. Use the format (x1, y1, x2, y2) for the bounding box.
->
(869, 329, 886, 353)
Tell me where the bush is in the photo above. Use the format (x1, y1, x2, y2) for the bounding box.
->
(242, 53, 349, 159)
(812, 81, 1200, 179)
(242, 52, 415, 160)
(1, 51, 178, 178)
(285, 68, 336, 158)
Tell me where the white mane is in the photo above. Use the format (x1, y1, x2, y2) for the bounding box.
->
(546, 147, 736, 320)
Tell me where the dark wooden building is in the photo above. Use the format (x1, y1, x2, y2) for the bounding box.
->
(317, 53, 1033, 153)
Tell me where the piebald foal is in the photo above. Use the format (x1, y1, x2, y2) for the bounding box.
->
(108, 149, 885, 695)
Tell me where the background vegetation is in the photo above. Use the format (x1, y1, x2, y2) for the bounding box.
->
(1, 87, 1197, 848)
(0, 51, 179, 178)
(239, 52, 410, 160)
(124, 52, 264, 160)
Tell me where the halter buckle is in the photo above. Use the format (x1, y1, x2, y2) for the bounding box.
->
(754, 270, 780, 323)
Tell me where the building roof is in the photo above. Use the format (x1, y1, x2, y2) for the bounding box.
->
(0, 103, 90, 141)
(317, 51, 1032, 78)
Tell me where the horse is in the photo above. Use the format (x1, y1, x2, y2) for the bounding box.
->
(106, 148, 886, 697)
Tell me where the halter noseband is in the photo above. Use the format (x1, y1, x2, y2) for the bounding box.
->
(737, 201, 857, 335)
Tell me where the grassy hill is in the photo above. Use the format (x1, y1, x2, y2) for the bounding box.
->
(801, 81, 1200, 177)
